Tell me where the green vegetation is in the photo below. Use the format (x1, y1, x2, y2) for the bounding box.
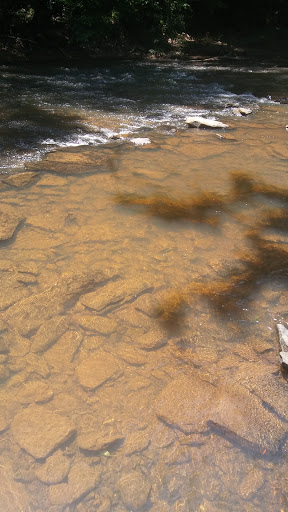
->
(1, 0, 288, 56)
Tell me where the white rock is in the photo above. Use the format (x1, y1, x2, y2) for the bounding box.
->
(186, 116, 229, 129)
(130, 138, 151, 145)
(232, 107, 253, 116)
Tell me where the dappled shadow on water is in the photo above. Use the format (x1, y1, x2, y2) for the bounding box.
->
(115, 191, 227, 226)
(116, 172, 288, 326)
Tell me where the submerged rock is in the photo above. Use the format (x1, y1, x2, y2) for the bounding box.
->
(31, 315, 69, 353)
(3, 269, 110, 335)
(49, 461, 101, 506)
(118, 470, 151, 510)
(208, 378, 286, 453)
(186, 116, 229, 129)
(16, 380, 54, 404)
(155, 368, 288, 453)
(2, 172, 39, 188)
(27, 146, 115, 176)
(11, 405, 75, 459)
(155, 374, 215, 434)
(0, 208, 22, 241)
(35, 450, 71, 484)
(76, 350, 122, 390)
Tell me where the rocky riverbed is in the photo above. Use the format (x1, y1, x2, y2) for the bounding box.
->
(1, 103, 288, 511)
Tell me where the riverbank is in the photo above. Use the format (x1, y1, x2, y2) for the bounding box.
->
(1, 29, 288, 68)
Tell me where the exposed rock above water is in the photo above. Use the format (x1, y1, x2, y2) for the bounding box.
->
(232, 107, 253, 116)
(186, 116, 229, 129)
(11, 405, 75, 459)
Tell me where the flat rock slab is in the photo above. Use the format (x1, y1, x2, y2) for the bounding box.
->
(35, 450, 71, 484)
(80, 278, 152, 313)
(0, 209, 21, 241)
(78, 429, 123, 452)
(209, 378, 287, 453)
(76, 314, 117, 335)
(31, 315, 69, 353)
(11, 405, 75, 459)
(49, 462, 101, 506)
(3, 269, 109, 335)
(136, 329, 168, 350)
(2, 172, 39, 187)
(155, 370, 288, 453)
(16, 380, 54, 404)
(76, 350, 122, 390)
(28, 146, 115, 176)
(155, 373, 216, 434)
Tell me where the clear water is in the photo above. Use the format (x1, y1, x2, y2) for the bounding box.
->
(0, 61, 288, 512)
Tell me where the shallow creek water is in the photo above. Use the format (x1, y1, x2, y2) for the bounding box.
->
(1, 62, 288, 511)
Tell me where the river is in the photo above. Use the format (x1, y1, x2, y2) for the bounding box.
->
(1, 60, 288, 512)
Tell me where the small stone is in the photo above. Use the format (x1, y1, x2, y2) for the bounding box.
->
(124, 430, 150, 455)
(118, 470, 151, 510)
(239, 469, 264, 499)
(76, 350, 122, 390)
(0, 411, 9, 432)
(11, 405, 75, 459)
(80, 278, 151, 314)
(44, 330, 82, 371)
(25, 353, 50, 378)
(31, 315, 69, 353)
(136, 329, 168, 350)
(16, 380, 54, 404)
(76, 314, 117, 335)
(2, 172, 39, 187)
(0, 338, 10, 354)
(0, 209, 21, 241)
(35, 450, 71, 484)
(116, 343, 147, 365)
(49, 462, 101, 506)
(78, 429, 124, 452)
(134, 294, 161, 317)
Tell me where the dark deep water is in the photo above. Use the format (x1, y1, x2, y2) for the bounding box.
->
(0, 61, 288, 512)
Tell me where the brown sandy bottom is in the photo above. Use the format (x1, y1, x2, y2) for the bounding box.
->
(1, 106, 288, 511)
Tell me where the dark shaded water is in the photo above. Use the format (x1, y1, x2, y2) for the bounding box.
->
(0, 61, 288, 512)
